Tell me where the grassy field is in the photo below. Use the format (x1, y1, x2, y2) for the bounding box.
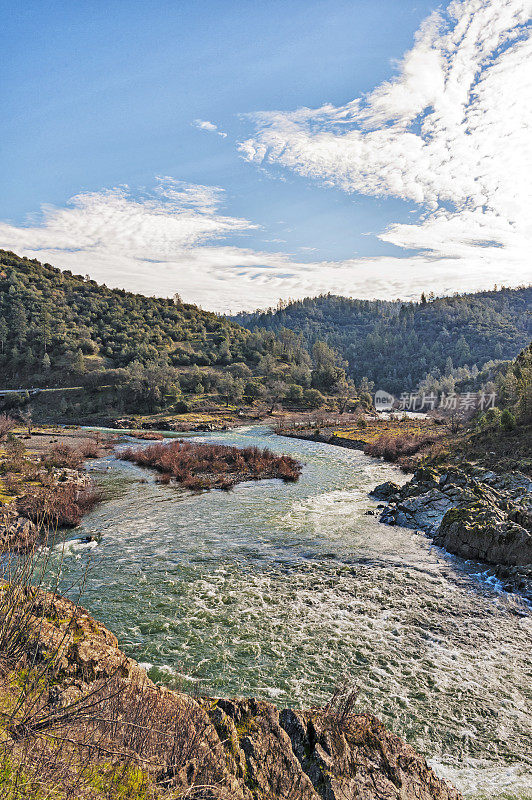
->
(329, 416, 439, 445)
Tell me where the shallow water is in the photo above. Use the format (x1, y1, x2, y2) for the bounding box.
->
(55, 426, 531, 798)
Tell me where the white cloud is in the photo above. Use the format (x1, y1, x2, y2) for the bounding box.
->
(2, 0, 530, 312)
(0, 177, 526, 313)
(239, 0, 532, 276)
(193, 118, 227, 137)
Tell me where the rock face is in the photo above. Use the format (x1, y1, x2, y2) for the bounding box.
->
(435, 503, 532, 566)
(375, 465, 532, 595)
(17, 591, 461, 800)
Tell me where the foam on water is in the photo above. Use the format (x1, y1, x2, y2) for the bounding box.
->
(49, 426, 531, 799)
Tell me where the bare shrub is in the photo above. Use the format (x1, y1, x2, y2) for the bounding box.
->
(0, 414, 17, 441)
(16, 483, 101, 528)
(120, 440, 302, 489)
(78, 439, 99, 459)
(44, 443, 84, 470)
(131, 430, 164, 441)
(18, 409, 33, 437)
(364, 432, 439, 463)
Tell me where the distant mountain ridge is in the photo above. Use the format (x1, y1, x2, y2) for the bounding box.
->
(232, 289, 532, 393)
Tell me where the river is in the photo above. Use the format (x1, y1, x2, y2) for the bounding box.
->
(54, 425, 531, 799)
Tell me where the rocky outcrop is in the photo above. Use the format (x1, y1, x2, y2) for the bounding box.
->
(375, 465, 532, 595)
(12, 590, 461, 800)
(0, 504, 37, 551)
(435, 503, 532, 566)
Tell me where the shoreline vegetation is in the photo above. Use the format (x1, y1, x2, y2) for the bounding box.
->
(120, 439, 302, 490)
(0, 422, 117, 552)
(274, 414, 445, 472)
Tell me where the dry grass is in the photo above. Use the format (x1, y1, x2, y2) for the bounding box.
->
(16, 483, 101, 528)
(328, 417, 448, 467)
(331, 417, 437, 446)
(363, 431, 441, 462)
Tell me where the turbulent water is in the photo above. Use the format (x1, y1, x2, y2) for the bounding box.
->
(54, 426, 531, 799)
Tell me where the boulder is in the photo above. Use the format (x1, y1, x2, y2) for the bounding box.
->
(394, 489, 455, 534)
(370, 481, 401, 500)
(436, 502, 532, 566)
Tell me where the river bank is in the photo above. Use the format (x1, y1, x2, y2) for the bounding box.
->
(273, 414, 446, 471)
(0, 425, 117, 551)
(276, 416, 532, 600)
(0, 586, 461, 799)
(373, 465, 532, 601)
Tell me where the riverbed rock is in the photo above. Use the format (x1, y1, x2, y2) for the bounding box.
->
(435, 502, 532, 566)
(370, 481, 401, 500)
(10, 590, 461, 800)
(375, 465, 532, 594)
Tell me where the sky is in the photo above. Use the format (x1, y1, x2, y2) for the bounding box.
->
(1, 0, 531, 312)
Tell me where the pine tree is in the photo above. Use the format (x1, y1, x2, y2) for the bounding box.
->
(10, 300, 27, 344)
(0, 317, 7, 354)
(40, 308, 51, 355)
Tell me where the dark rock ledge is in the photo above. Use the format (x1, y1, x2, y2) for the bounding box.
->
(372, 466, 532, 598)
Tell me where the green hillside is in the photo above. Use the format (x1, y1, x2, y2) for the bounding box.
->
(0, 251, 345, 416)
(456, 341, 532, 473)
(233, 290, 532, 394)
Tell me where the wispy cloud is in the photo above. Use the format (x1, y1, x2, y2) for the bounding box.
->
(0, 177, 525, 312)
(240, 0, 532, 274)
(192, 118, 227, 137)
(2, 0, 530, 312)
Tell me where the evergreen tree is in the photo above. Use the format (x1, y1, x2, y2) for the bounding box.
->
(0, 317, 7, 354)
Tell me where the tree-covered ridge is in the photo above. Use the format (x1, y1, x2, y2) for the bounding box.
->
(0, 251, 348, 414)
(0, 250, 272, 373)
(233, 290, 532, 394)
(451, 341, 532, 474)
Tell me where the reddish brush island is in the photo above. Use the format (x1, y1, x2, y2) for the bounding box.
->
(119, 440, 302, 490)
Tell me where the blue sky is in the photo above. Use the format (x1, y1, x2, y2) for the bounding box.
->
(1, 0, 530, 311)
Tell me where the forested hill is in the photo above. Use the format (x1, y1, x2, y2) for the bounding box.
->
(233, 290, 532, 393)
(0, 250, 261, 372)
(0, 251, 335, 411)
